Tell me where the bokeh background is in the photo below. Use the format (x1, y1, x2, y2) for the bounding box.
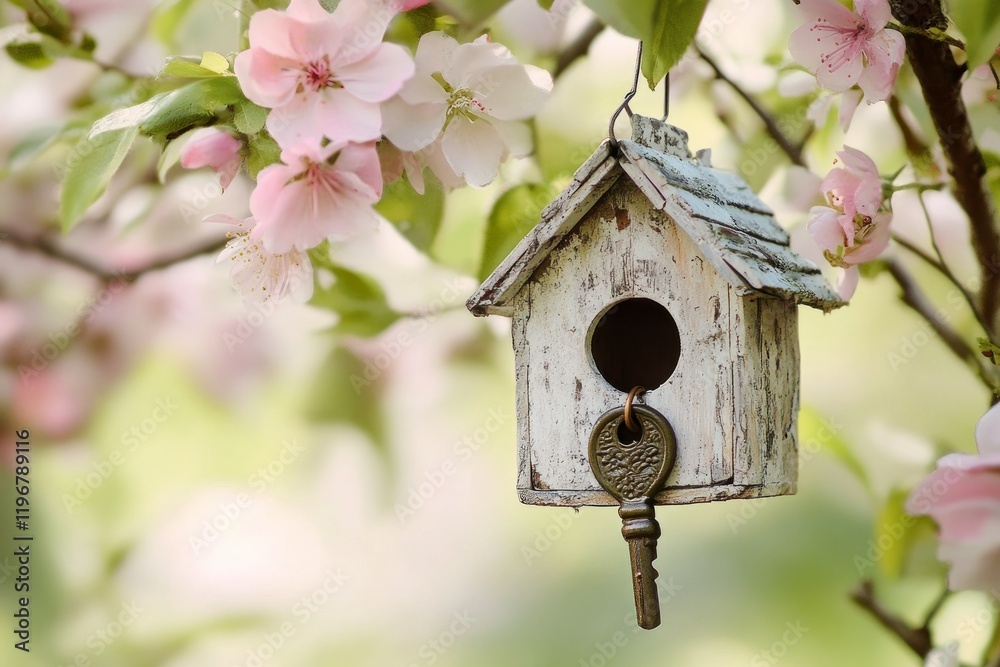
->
(1, 0, 998, 665)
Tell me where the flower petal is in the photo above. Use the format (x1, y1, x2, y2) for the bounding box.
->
(441, 116, 504, 188)
(838, 88, 863, 131)
(474, 64, 551, 121)
(338, 42, 415, 102)
(381, 97, 446, 151)
(234, 48, 300, 108)
(977, 404, 1000, 455)
(316, 90, 384, 143)
(807, 205, 845, 252)
(855, 0, 891, 32)
(837, 265, 860, 299)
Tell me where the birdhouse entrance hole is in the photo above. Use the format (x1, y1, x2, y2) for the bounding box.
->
(588, 298, 681, 395)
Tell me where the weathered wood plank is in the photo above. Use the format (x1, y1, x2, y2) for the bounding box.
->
(519, 482, 796, 507)
(519, 179, 733, 502)
(621, 141, 774, 215)
(468, 146, 620, 317)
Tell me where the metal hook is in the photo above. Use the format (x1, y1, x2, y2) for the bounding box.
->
(608, 41, 672, 148)
(608, 41, 643, 150)
(662, 71, 670, 121)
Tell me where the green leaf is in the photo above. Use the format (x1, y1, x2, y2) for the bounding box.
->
(2, 28, 92, 69)
(537, 0, 556, 8)
(137, 76, 242, 141)
(152, 0, 198, 49)
(234, 100, 268, 135)
(200, 51, 230, 73)
(308, 247, 400, 337)
(4, 39, 51, 68)
(60, 127, 139, 231)
(798, 406, 871, 492)
(375, 173, 446, 253)
(949, 0, 1000, 68)
(641, 0, 709, 89)
(17, 0, 73, 42)
(873, 488, 939, 577)
(436, 0, 510, 26)
(245, 133, 281, 180)
(305, 344, 387, 452)
(582, 0, 655, 38)
(479, 183, 555, 281)
(160, 56, 227, 79)
(157, 135, 187, 183)
(6, 125, 64, 169)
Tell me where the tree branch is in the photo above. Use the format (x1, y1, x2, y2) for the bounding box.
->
(851, 580, 933, 659)
(554, 17, 605, 78)
(696, 45, 807, 167)
(891, 1, 1000, 335)
(0, 228, 225, 283)
(887, 94, 935, 174)
(885, 257, 998, 391)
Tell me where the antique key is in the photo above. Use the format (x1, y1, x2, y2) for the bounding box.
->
(588, 396, 676, 630)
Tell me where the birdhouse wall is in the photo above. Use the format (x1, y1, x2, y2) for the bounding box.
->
(512, 177, 799, 507)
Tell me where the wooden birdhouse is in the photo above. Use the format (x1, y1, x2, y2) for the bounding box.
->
(467, 115, 844, 509)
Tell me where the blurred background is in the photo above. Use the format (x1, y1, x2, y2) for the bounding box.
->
(1, 0, 998, 665)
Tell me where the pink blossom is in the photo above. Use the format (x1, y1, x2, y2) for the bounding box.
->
(180, 128, 243, 189)
(789, 0, 905, 103)
(249, 141, 382, 254)
(234, 0, 414, 147)
(208, 215, 314, 304)
(381, 31, 551, 187)
(806, 146, 890, 299)
(907, 404, 1000, 592)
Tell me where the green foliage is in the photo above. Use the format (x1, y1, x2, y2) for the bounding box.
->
(949, 0, 1000, 69)
(9, 0, 73, 42)
(305, 344, 388, 451)
(437, 0, 510, 26)
(3, 28, 92, 69)
(234, 100, 268, 135)
(873, 488, 940, 578)
(160, 56, 229, 79)
(642, 0, 709, 89)
(138, 76, 243, 142)
(59, 127, 139, 231)
(375, 174, 446, 253)
(583, 0, 709, 88)
(152, 0, 198, 49)
(799, 406, 871, 492)
(244, 133, 281, 180)
(479, 182, 555, 280)
(308, 246, 400, 338)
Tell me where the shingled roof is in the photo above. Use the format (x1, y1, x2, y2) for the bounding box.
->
(468, 115, 845, 317)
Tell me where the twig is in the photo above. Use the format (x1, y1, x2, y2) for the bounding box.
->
(554, 17, 605, 78)
(696, 45, 807, 167)
(893, 4, 1000, 335)
(920, 587, 950, 631)
(885, 257, 997, 391)
(887, 95, 934, 172)
(851, 580, 932, 658)
(0, 228, 226, 283)
(891, 234, 980, 324)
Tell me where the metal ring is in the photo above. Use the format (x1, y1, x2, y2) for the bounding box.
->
(623, 385, 646, 432)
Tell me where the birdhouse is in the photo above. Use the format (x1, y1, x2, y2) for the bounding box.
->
(467, 115, 844, 509)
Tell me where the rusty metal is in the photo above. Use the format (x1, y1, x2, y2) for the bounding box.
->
(589, 403, 676, 630)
